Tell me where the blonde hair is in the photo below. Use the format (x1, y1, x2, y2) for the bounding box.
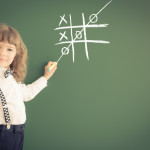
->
(0, 23, 28, 83)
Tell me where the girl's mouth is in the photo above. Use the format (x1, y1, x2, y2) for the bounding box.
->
(0, 59, 7, 61)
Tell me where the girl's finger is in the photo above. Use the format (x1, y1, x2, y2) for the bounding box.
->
(47, 61, 57, 67)
(47, 61, 53, 66)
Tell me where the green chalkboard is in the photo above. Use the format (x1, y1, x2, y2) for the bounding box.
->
(0, 0, 150, 150)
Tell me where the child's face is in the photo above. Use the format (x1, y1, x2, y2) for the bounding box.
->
(0, 41, 16, 69)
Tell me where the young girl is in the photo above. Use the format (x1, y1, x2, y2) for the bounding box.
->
(0, 23, 57, 150)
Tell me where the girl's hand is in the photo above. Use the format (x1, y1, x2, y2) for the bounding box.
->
(43, 61, 57, 80)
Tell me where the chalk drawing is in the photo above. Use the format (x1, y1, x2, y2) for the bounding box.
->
(59, 31, 68, 41)
(55, 0, 112, 63)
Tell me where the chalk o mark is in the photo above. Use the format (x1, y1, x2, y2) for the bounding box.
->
(75, 31, 82, 39)
(89, 14, 98, 23)
(61, 47, 69, 55)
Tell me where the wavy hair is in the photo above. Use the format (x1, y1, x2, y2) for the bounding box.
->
(0, 23, 28, 83)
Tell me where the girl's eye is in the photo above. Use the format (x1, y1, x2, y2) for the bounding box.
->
(8, 49, 13, 51)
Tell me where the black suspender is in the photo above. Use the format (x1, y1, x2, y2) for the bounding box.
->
(0, 88, 11, 129)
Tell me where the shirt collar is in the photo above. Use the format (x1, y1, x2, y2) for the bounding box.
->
(0, 67, 13, 79)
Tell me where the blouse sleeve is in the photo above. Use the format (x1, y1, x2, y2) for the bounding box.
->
(18, 76, 47, 102)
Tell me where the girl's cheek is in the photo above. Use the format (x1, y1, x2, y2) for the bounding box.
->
(10, 55, 15, 61)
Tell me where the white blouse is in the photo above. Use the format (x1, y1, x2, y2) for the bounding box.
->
(0, 67, 47, 125)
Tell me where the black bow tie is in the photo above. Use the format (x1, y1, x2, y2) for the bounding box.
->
(4, 69, 14, 78)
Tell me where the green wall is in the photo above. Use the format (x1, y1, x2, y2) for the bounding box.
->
(0, 0, 150, 149)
